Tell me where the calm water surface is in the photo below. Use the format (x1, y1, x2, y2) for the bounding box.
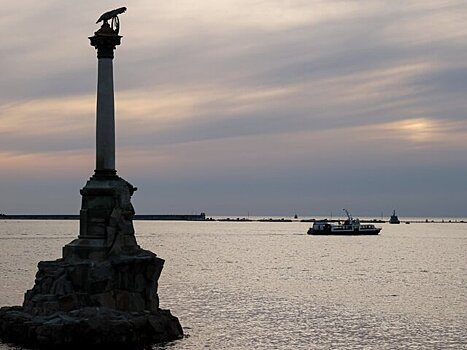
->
(0, 220, 465, 349)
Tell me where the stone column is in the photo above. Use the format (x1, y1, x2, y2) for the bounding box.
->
(89, 23, 121, 177)
(0, 11, 183, 348)
(63, 22, 138, 261)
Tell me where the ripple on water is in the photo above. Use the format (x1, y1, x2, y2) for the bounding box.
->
(0, 220, 465, 350)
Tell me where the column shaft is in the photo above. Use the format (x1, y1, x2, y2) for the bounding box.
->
(96, 58, 116, 171)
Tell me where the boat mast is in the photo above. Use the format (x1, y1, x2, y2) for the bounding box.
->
(343, 208, 352, 221)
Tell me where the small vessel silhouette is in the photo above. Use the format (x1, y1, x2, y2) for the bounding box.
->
(389, 210, 400, 224)
(307, 209, 381, 235)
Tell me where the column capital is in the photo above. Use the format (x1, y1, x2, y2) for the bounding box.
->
(89, 22, 122, 59)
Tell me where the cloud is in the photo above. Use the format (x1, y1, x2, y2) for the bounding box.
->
(0, 95, 94, 154)
(1, 0, 467, 215)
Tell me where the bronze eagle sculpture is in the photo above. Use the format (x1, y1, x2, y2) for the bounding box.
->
(96, 7, 127, 34)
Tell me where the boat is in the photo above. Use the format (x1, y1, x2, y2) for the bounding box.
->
(307, 209, 381, 235)
(389, 210, 400, 224)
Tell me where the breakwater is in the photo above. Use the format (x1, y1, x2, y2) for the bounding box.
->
(0, 214, 464, 223)
(0, 213, 206, 221)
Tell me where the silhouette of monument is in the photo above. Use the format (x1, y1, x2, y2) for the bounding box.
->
(0, 8, 183, 348)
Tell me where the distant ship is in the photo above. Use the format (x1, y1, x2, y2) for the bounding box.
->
(307, 209, 381, 235)
(389, 210, 400, 224)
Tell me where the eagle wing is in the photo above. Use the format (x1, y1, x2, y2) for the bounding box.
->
(96, 7, 127, 23)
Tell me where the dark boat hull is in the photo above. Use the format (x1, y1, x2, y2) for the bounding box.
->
(307, 228, 381, 235)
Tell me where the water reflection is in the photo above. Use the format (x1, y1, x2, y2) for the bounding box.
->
(0, 220, 465, 349)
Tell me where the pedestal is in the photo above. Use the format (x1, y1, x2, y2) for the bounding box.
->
(63, 173, 139, 262)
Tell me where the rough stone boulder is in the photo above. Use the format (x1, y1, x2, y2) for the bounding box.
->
(0, 306, 182, 349)
(0, 173, 184, 348)
(0, 248, 183, 348)
(23, 249, 164, 315)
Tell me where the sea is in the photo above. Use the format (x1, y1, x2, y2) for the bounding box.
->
(0, 219, 466, 349)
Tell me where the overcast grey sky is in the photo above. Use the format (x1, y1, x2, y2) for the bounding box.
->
(1, 1, 467, 217)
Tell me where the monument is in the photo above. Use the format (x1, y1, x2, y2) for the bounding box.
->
(0, 8, 183, 348)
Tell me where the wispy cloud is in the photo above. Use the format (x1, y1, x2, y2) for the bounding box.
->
(1, 0, 467, 215)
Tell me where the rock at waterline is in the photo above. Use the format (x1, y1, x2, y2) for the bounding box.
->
(0, 306, 182, 349)
(0, 248, 183, 348)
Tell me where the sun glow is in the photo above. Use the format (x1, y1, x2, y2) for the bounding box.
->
(397, 118, 436, 142)
(365, 117, 467, 147)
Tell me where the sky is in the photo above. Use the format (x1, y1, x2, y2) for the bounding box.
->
(1, 0, 467, 217)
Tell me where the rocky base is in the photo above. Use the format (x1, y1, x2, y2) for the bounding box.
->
(0, 172, 184, 348)
(24, 249, 164, 315)
(0, 306, 183, 349)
